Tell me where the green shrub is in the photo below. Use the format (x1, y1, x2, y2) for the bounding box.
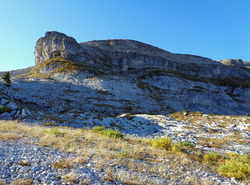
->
(0, 105, 11, 114)
(92, 126, 124, 139)
(100, 128, 124, 139)
(203, 152, 224, 164)
(218, 154, 250, 179)
(181, 110, 187, 114)
(172, 141, 194, 152)
(92, 126, 106, 133)
(246, 113, 250, 117)
(1, 71, 11, 87)
(151, 137, 173, 150)
(44, 128, 65, 137)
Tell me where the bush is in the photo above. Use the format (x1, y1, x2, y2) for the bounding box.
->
(218, 154, 250, 179)
(203, 152, 224, 164)
(92, 126, 124, 139)
(92, 126, 106, 133)
(172, 141, 194, 152)
(246, 113, 250, 117)
(1, 71, 11, 87)
(151, 137, 173, 150)
(181, 110, 187, 114)
(0, 105, 11, 114)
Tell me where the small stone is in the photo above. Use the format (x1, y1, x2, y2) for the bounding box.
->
(0, 98, 8, 105)
(20, 166, 30, 173)
(10, 110, 17, 117)
(6, 102, 18, 110)
(33, 166, 40, 172)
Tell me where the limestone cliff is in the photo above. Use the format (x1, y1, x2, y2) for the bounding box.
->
(1, 31, 249, 122)
(34, 31, 250, 81)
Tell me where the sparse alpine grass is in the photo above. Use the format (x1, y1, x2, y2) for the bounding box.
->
(218, 154, 250, 179)
(92, 126, 124, 139)
(150, 137, 173, 150)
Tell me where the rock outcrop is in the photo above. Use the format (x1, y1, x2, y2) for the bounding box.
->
(0, 82, 30, 120)
(34, 32, 88, 65)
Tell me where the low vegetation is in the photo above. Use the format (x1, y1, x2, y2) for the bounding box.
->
(150, 137, 173, 150)
(18, 57, 85, 79)
(18, 56, 103, 79)
(92, 126, 124, 139)
(0, 105, 11, 114)
(218, 154, 250, 179)
(1, 71, 11, 87)
(203, 152, 224, 164)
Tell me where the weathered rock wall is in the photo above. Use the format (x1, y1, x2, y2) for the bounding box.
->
(34, 32, 250, 82)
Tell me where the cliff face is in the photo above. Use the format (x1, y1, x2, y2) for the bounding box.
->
(34, 31, 250, 81)
(1, 31, 249, 122)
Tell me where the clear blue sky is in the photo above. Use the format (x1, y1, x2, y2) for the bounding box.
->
(0, 0, 249, 71)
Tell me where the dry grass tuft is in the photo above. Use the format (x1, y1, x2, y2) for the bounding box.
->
(10, 179, 33, 185)
(53, 159, 73, 169)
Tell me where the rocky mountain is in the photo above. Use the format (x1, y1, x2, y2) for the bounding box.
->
(0, 31, 250, 123)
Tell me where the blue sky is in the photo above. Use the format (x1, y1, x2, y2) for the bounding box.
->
(0, 0, 249, 71)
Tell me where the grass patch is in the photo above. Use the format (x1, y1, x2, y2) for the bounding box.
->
(18, 57, 85, 79)
(203, 152, 224, 165)
(92, 126, 124, 139)
(218, 154, 250, 179)
(151, 137, 173, 151)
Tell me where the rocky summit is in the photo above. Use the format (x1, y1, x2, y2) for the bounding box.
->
(0, 32, 250, 184)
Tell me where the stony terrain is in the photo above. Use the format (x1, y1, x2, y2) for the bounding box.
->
(0, 31, 249, 184)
